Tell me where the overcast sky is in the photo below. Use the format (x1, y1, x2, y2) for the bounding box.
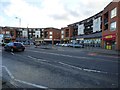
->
(0, 0, 113, 29)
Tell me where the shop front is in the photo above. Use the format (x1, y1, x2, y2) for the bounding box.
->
(103, 34, 116, 50)
(84, 38, 101, 47)
(76, 32, 102, 47)
(61, 38, 70, 44)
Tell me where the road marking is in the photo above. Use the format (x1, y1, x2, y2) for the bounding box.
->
(58, 62, 118, 75)
(24, 55, 118, 75)
(14, 79, 47, 88)
(58, 62, 82, 70)
(27, 55, 47, 62)
(27, 50, 118, 63)
(27, 55, 36, 60)
(2, 66, 48, 88)
(2, 66, 15, 79)
(11, 52, 15, 55)
(27, 50, 88, 59)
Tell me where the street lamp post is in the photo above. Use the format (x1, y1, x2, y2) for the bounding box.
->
(15, 17, 21, 27)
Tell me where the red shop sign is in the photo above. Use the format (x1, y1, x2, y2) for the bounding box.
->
(103, 34, 116, 41)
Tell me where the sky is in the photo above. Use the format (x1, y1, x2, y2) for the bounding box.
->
(0, 0, 113, 29)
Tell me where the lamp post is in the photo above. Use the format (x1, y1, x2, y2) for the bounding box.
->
(15, 17, 21, 27)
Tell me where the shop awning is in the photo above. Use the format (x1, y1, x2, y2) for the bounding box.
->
(103, 34, 116, 41)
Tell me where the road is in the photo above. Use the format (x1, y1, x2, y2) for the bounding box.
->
(1, 46, 119, 88)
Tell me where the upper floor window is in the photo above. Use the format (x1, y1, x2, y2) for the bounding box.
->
(110, 21, 116, 31)
(61, 30, 64, 34)
(61, 35, 64, 39)
(29, 29, 31, 31)
(49, 36, 52, 39)
(49, 31, 52, 35)
(6, 31, 10, 34)
(111, 7, 117, 18)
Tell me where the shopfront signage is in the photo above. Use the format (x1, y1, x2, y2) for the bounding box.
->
(76, 38, 84, 40)
(103, 34, 116, 40)
(105, 35, 113, 39)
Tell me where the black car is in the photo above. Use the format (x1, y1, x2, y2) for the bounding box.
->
(4, 42, 25, 52)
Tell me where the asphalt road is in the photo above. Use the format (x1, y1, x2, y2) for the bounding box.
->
(1, 46, 119, 88)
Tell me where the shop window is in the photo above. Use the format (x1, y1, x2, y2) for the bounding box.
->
(111, 7, 117, 18)
(110, 22, 116, 31)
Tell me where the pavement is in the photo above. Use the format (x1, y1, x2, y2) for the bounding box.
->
(80, 47, 120, 56)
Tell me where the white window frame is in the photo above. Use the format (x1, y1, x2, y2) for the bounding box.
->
(6, 31, 10, 34)
(110, 21, 116, 31)
(49, 36, 52, 39)
(49, 32, 53, 35)
(111, 7, 117, 18)
(61, 35, 64, 39)
(61, 30, 64, 34)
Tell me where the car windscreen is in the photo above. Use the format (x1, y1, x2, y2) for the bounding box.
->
(7, 42, 14, 46)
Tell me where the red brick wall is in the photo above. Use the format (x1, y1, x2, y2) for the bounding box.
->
(2, 27, 16, 38)
(68, 25, 74, 38)
(44, 28, 61, 40)
(102, 1, 120, 50)
(116, 1, 120, 50)
(61, 26, 74, 39)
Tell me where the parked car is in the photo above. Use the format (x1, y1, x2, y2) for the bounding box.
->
(67, 43, 73, 47)
(56, 43, 61, 46)
(72, 43, 84, 48)
(61, 43, 68, 47)
(4, 42, 25, 52)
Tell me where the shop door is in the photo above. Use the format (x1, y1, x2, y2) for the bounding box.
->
(106, 42, 112, 50)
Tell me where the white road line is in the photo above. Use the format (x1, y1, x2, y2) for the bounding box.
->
(14, 79, 47, 88)
(2, 66, 15, 79)
(27, 50, 118, 63)
(2, 66, 48, 88)
(25, 55, 118, 75)
(14, 53, 119, 75)
(58, 62, 118, 75)
(27, 55, 36, 60)
(27, 50, 88, 59)
(11, 52, 15, 55)
(58, 62, 82, 70)
(27, 55, 47, 62)
(37, 59, 47, 62)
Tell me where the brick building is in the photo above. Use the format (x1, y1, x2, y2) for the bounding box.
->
(1, 27, 16, 38)
(61, 26, 72, 43)
(44, 27, 61, 44)
(102, 1, 120, 50)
